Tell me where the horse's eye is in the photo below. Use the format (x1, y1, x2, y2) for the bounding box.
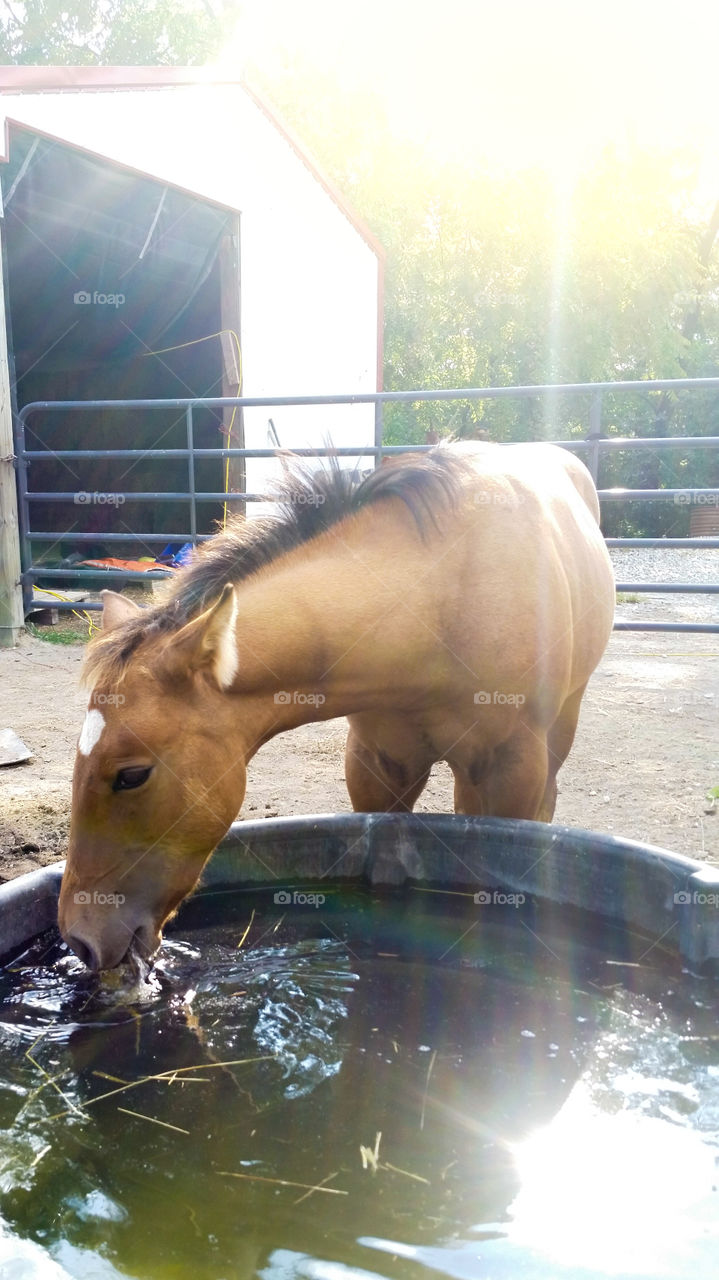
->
(113, 766, 152, 792)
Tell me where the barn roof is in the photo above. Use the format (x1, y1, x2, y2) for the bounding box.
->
(0, 66, 383, 260)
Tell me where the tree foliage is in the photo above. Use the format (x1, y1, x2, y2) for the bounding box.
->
(254, 64, 719, 532)
(0, 0, 222, 65)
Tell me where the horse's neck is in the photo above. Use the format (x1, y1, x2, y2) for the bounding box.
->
(229, 534, 423, 727)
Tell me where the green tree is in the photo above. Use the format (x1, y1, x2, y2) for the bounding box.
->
(256, 59, 719, 532)
(0, 0, 222, 64)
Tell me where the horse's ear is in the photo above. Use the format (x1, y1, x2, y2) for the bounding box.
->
(160, 584, 238, 689)
(101, 590, 142, 632)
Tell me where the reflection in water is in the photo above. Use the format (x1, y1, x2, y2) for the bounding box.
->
(261, 1251, 389, 1280)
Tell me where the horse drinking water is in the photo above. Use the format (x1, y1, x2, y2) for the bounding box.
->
(59, 443, 614, 970)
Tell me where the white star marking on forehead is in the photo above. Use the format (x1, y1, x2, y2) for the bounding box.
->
(78, 708, 106, 757)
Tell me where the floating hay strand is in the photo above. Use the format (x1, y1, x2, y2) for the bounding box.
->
(15, 1069, 73, 1123)
(360, 1131, 382, 1173)
(236, 908, 256, 950)
(159, 1069, 213, 1086)
(293, 1172, 340, 1205)
(218, 1171, 348, 1196)
(380, 1161, 430, 1185)
(161, 1075, 212, 1085)
(24, 1034, 84, 1118)
(117, 1106, 190, 1135)
(359, 1133, 428, 1184)
(419, 1049, 437, 1131)
(48, 1056, 276, 1120)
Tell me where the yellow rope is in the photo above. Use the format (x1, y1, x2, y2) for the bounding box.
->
(142, 328, 243, 529)
(34, 588, 100, 637)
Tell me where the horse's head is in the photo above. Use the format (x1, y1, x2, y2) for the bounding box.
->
(59, 586, 247, 971)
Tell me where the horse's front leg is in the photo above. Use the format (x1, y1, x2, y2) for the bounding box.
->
(451, 723, 549, 819)
(344, 722, 432, 812)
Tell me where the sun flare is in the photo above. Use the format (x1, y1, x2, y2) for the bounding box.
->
(510, 1080, 718, 1273)
(218, 0, 719, 201)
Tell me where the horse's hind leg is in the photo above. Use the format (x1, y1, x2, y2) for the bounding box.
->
(537, 682, 588, 822)
(345, 724, 432, 812)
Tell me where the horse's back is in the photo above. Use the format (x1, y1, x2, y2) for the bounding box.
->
(449, 439, 600, 518)
(432, 441, 614, 703)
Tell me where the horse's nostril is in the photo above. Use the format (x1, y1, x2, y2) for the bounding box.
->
(66, 934, 100, 971)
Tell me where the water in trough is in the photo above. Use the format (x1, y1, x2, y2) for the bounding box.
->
(0, 886, 717, 1279)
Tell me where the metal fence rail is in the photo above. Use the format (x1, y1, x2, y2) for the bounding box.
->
(13, 379, 719, 633)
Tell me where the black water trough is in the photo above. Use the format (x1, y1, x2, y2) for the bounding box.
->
(2, 815, 719, 1280)
(1, 815, 718, 968)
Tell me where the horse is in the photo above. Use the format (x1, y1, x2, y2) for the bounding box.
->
(59, 443, 615, 970)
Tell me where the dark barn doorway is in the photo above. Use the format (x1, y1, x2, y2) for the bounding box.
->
(1, 126, 243, 570)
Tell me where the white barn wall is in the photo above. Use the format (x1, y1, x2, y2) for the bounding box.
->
(235, 92, 379, 499)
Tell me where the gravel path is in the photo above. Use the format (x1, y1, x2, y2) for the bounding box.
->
(611, 546, 719, 627)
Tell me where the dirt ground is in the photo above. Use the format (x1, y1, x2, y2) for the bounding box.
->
(1, 605, 718, 881)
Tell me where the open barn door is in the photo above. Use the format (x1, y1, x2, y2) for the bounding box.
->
(0, 126, 243, 595)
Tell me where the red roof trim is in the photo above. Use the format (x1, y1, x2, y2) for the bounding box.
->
(0, 66, 227, 91)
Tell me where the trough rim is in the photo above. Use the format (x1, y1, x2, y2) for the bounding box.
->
(1, 814, 718, 968)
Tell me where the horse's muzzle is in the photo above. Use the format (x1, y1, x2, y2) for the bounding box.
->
(61, 908, 160, 972)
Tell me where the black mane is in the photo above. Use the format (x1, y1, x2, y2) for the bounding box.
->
(84, 448, 469, 682)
